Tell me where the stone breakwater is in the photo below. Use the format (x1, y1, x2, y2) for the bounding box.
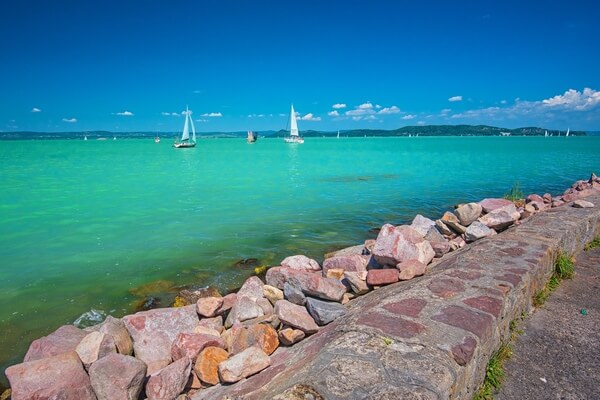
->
(4, 174, 600, 400)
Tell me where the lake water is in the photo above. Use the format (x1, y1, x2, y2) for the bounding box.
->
(1, 136, 599, 379)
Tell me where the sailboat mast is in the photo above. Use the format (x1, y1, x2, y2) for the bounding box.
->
(189, 109, 196, 142)
(289, 104, 299, 137)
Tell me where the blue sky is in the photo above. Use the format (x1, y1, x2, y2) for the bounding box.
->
(1, 0, 599, 132)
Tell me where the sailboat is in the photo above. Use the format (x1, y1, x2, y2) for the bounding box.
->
(284, 104, 304, 144)
(84, 135, 88, 141)
(545, 130, 548, 137)
(154, 135, 161, 143)
(247, 130, 257, 143)
(566, 128, 570, 137)
(173, 106, 196, 148)
(337, 131, 340, 139)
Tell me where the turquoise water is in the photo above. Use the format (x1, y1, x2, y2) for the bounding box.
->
(1, 136, 599, 377)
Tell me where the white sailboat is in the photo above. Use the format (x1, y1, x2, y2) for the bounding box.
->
(566, 128, 570, 137)
(84, 135, 88, 141)
(545, 130, 548, 137)
(173, 106, 196, 148)
(337, 130, 340, 139)
(284, 104, 304, 144)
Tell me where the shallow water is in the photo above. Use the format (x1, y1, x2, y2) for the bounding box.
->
(1, 136, 599, 377)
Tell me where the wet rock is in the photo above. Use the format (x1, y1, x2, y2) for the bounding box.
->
(410, 214, 436, 237)
(74, 308, 107, 328)
(146, 356, 192, 400)
(441, 211, 468, 234)
(431, 241, 451, 257)
(224, 296, 264, 328)
(263, 284, 284, 305)
(465, 221, 496, 243)
(397, 259, 427, 280)
(281, 255, 321, 272)
(275, 300, 319, 334)
(89, 353, 147, 400)
(233, 258, 259, 268)
(75, 331, 116, 369)
(278, 327, 306, 346)
(454, 202, 483, 226)
(90, 315, 133, 356)
(305, 297, 347, 325)
(284, 280, 307, 305)
(218, 347, 271, 384)
(122, 305, 200, 375)
(227, 323, 279, 355)
(171, 333, 225, 362)
(343, 271, 369, 295)
(573, 200, 595, 208)
(237, 276, 266, 300)
(134, 296, 162, 311)
(266, 267, 347, 302)
(479, 198, 514, 213)
(24, 324, 88, 362)
(372, 224, 435, 266)
(322, 254, 369, 275)
(6, 351, 95, 400)
(366, 269, 399, 286)
(194, 346, 229, 386)
(196, 297, 223, 318)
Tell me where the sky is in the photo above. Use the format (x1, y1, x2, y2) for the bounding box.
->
(1, 0, 599, 133)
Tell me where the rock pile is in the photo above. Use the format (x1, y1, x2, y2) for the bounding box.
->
(4, 173, 599, 400)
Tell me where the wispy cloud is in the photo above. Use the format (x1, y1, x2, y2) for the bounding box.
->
(332, 103, 346, 109)
(402, 114, 416, 120)
(448, 95, 463, 102)
(378, 106, 401, 115)
(201, 112, 223, 117)
(440, 108, 451, 116)
(328, 110, 340, 117)
(31, 107, 41, 113)
(248, 114, 266, 118)
(358, 102, 374, 110)
(195, 119, 209, 122)
(116, 111, 134, 116)
(62, 118, 77, 123)
(161, 112, 180, 116)
(300, 113, 321, 121)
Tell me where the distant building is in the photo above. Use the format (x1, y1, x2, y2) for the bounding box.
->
(500, 132, 511, 136)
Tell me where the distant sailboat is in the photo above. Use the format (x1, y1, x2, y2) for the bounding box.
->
(545, 130, 548, 137)
(154, 135, 160, 143)
(284, 104, 304, 144)
(113, 136, 116, 140)
(566, 128, 570, 137)
(247, 130, 257, 143)
(173, 106, 196, 148)
(337, 131, 340, 139)
(84, 135, 88, 141)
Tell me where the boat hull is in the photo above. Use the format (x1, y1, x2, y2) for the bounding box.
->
(284, 136, 304, 144)
(173, 142, 196, 148)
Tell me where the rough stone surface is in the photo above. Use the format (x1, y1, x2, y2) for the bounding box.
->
(526, 194, 544, 204)
(281, 255, 321, 272)
(146, 356, 192, 400)
(218, 347, 271, 383)
(283, 280, 306, 305)
(573, 199, 594, 208)
(91, 315, 133, 356)
(227, 324, 279, 356)
(6, 351, 96, 400)
(75, 331, 116, 369)
(265, 267, 347, 302)
(196, 297, 223, 318)
(454, 202, 483, 226)
(435, 219, 454, 236)
(23, 325, 88, 362)
(89, 353, 147, 400)
(432, 240, 451, 257)
(424, 225, 447, 243)
(278, 328, 306, 346)
(343, 271, 369, 295)
(171, 333, 225, 362)
(325, 268, 345, 280)
(263, 284, 284, 305)
(322, 254, 369, 275)
(410, 214, 436, 237)
(442, 211, 468, 234)
(366, 268, 399, 285)
(194, 346, 229, 386)
(324, 244, 367, 259)
(225, 295, 264, 328)
(465, 221, 496, 243)
(197, 316, 223, 333)
(396, 259, 427, 280)
(274, 300, 319, 334)
(372, 224, 435, 266)
(122, 305, 200, 375)
(305, 297, 348, 325)
(237, 276, 266, 301)
(478, 203, 520, 230)
(479, 198, 514, 213)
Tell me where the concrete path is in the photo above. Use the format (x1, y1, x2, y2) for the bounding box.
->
(497, 246, 600, 400)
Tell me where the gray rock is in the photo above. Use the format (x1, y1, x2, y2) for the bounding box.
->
(465, 221, 496, 243)
(343, 271, 369, 295)
(265, 267, 347, 302)
(573, 200, 595, 208)
(89, 353, 147, 400)
(281, 255, 321, 272)
(410, 214, 436, 237)
(305, 297, 348, 326)
(284, 280, 306, 305)
(224, 296, 264, 328)
(454, 203, 483, 226)
(424, 225, 446, 243)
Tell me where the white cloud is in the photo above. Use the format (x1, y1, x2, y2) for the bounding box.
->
(500, 100, 507, 104)
(364, 115, 378, 120)
(201, 112, 223, 117)
(332, 103, 346, 109)
(116, 111, 134, 116)
(440, 108, 451, 116)
(378, 106, 401, 115)
(62, 118, 77, 123)
(161, 112, 180, 116)
(328, 110, 340, 117)
(195, 119, 209, 122)
(417, 121, 426, 126)
(352, 116, 363, 121)
(448, 96, 463, 102)
(300, 113, 321, 121)
(542, 88, 600, 111)
(358, 102, 374, 109)
(31, 107, 41, 113)
(402, 114, 416, 120)
(248, 114, 265, 118)
(375, 104, 382, 109)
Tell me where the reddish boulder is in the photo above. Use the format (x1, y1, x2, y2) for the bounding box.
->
(366, 269, 399, 286)
(91, 315, 133, 355)
(479, 198, 514, 213)
(75, 331, 116, 369)
(171, 333, 225, 362)
(237, 276, 266, 300)
(526, 194, 544, 204)
(397, 259, 427, 280)
(146, 357, 192, 400)
(278, 328, 306, 346)
(24, 325, 87, 362)
(196, 297, 223, 318)
(372, 224, 435, 266)
(227, 324, 279, 355)
(274, 300, 319, 334)
(89, 353, 147, 400)
(322, 254, 369, 275)
(194, 346, 229, 386)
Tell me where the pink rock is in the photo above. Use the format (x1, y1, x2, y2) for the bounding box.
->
(526, 194, 544, 204)
(478, 204, 520, 230)
(573, 200, 595, 208)
(224, 295, 264, 328)
(171, 333, 225, 362)
(218, 346, 271, 383)
(6, 351, 95, 400)
(197, 315, 224, 333)
(528, 200, 546, 211)
(410, 214, 435, 237)
(278, 327, 306, 346)
(122, 305, 200, 375)
(24, 325, 88, 362)
(217, 293, 238, 314)
(552, 199, 566, 207)
(322, 254, 369, 275)
(265, 267, 347, 302)
(280, 255, 321, 272)
(542, 193, 552, 203)
(146, 357, 192, 400)
(431, 241, 451, 257)
(372, 224, 435, 266)
(274, 300, 319, 334)
(449, 236, 467, 250)
(89, 353, 147, 400)
(196, 297, 224, 318)
(75, 331, 116, 369)
(396, 260, 427, 280)
(91, 315, 133, 355)
(454, 203, 483, 226)
(237, 276, 266, 300)
(479, 198, 514, 213)
(256, 297, 274, 315)
(343, 271, 370, 295)
(366, 269, 399, 286)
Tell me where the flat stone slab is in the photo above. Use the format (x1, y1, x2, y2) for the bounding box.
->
(191, 192, 600, 400)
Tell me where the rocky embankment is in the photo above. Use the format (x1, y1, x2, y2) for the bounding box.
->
(4, 174, 600, 400)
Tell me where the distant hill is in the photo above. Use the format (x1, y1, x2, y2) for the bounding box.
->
(0, 125, 587, 140)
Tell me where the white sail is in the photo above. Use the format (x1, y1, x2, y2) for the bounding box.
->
(189, 110, 196, 142)
(337, 130, 340, 138)
(566, 128, 570, 137)
(289, 104, 299, 137)
(181, 106, 190, 141)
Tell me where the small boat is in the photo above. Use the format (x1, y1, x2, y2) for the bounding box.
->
(173, 106, 196, 148)
(113, 136, 116, 140)
(247, 130, 258, 143)
(337, 130, 340, 139)
(545, 130, 548, 137)
(566, 128, 570, 137)
(154, 135, 161, 143)
(84, 135, 88, 141)
(284, 104, 304, 144)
